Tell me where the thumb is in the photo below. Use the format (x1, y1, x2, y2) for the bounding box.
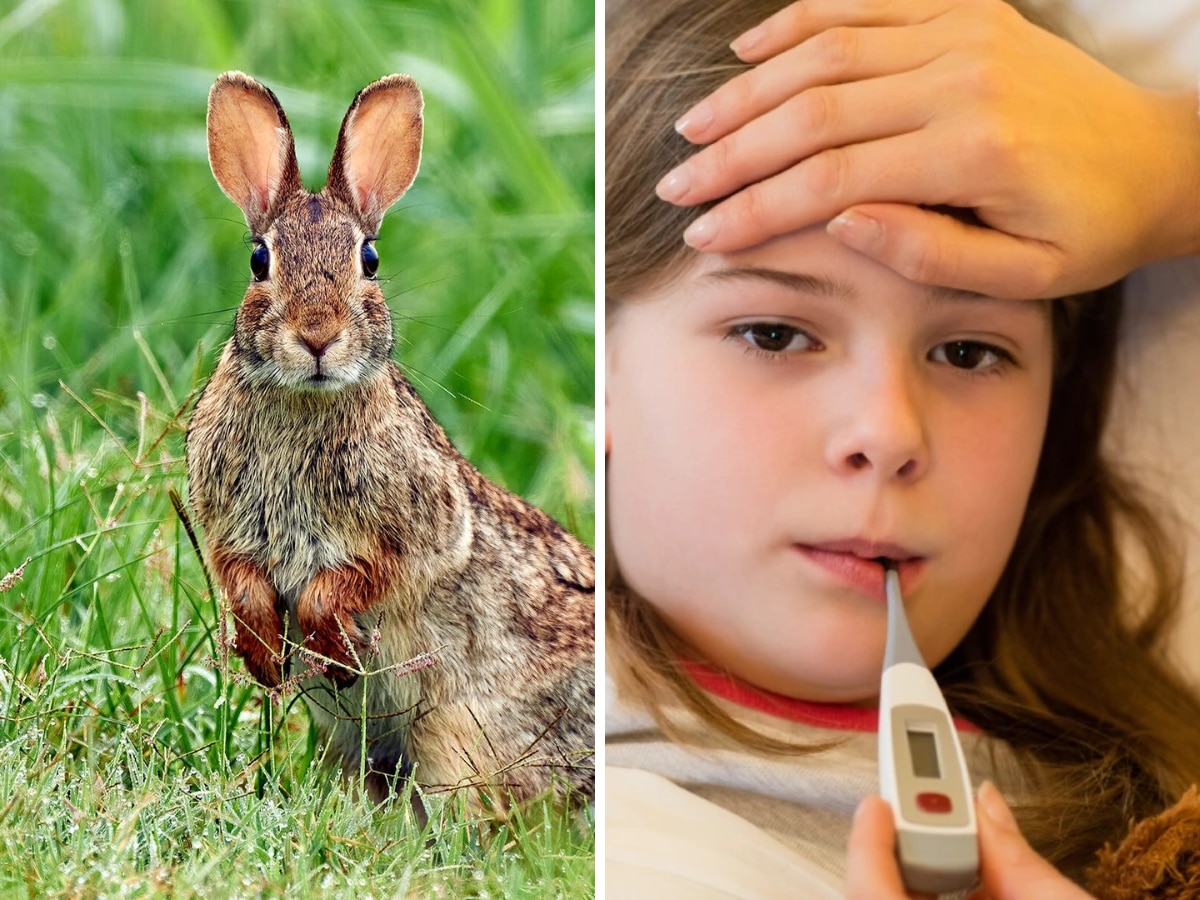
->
(844, 795, 936, 899)
(845, 795, 908, 898)
(826, 204, 1068, 300)
(972, 781, 1092, 900)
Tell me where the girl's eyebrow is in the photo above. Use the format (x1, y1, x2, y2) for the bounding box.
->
(702, 266, 856, 299)
(703, 265, 1001, 307)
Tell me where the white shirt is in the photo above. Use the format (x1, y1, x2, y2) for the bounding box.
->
(605, 666, 1024, 898)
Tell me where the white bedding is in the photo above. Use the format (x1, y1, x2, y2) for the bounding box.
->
(1067, 0, 1200, 682)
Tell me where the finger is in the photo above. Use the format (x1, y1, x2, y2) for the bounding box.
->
(974, 781, 1092, 900)
(827, 204, 1068, 299)
(662, 70, 944, 208)
(678, 24, 945, 144)
(732, 0, 958, 63)
(682, 129, 961, 253)
(844, 795, 910, 899)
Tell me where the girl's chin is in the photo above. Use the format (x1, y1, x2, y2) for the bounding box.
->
(775, 682, 881, 707)
(721, 660, 885, 706)
(666, 610, 890, 704)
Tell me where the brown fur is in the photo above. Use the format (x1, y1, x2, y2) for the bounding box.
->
(1087, 786, 1200, 899)
(187, 72, 594, 807)
(208, 546, 283, 686)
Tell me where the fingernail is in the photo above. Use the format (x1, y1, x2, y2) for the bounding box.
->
(731, 24, 765, 57)
(675, 101, 713, 139)
(852, 796, 870, 825)
(684, 213, 721, 250)
(978, 781, 1017, 831)
(827, 211, 883, 253)
(655, 166, 691, 203)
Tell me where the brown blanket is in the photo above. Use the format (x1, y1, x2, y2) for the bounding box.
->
(1087, 786, 1200, 899)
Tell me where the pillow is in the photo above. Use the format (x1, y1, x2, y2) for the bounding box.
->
(1070, 0, 1200, 684)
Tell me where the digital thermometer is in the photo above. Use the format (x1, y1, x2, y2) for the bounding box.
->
(878, 563, 978, 894)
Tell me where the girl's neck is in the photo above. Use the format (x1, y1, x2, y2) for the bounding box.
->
(683, 660, 980, 734)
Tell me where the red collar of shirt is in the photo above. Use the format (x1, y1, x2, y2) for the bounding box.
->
(684, 660, 980, 734)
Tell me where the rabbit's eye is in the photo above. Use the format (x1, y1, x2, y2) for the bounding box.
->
(361, 242, 379, 279)
(250, 242, 270, 281)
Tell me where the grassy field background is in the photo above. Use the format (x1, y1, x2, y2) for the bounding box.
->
(0, 0, 595, 896)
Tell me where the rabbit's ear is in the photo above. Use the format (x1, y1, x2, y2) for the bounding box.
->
(327, 75, 423, 233)
(207, 71, 302, 234)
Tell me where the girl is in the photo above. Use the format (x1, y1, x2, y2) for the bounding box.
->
(605, 0, 1200, 895)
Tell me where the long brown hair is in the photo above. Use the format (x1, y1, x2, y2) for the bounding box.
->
(605, 0, 1200, 880)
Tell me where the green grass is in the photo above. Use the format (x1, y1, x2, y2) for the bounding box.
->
(0, 0, 594, 895)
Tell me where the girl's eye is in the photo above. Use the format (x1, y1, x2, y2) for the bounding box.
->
(931, 340, 1011, 372)
(361, 242, 379, 278)
(729, 323, 816, 355)
(250, 242, 270, 281)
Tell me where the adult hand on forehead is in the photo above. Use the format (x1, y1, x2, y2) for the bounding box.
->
(657, 0, 1200, 299)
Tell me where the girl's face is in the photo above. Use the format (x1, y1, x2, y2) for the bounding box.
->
(607, 227, 1055, 703)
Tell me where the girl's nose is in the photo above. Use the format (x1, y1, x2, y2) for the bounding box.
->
(824, 367, 929, 482)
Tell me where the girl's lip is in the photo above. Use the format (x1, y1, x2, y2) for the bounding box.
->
(794, 545, 925, 601)
(801, 538, 920, 561)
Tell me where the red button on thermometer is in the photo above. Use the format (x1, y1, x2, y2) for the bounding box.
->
(878, 561, 978, 893)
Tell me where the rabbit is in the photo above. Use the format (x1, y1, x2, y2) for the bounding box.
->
(186, 71, 595, 809)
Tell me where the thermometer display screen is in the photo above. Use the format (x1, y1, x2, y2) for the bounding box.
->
(907, 726, 941, 779)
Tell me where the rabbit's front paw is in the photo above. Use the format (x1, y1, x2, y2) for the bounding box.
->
(212, 552, 285, 687)
(296, 565, 381, 687)
(234, 609, 285, 688)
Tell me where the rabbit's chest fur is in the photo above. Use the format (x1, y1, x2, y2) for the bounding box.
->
(187, 354, 472, 604)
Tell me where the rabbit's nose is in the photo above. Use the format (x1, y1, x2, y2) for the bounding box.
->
(302, 336, 331, 360)
(299, 332, 338, 359)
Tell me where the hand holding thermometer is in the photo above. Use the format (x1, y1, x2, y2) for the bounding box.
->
(878, 560, 979, 894)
